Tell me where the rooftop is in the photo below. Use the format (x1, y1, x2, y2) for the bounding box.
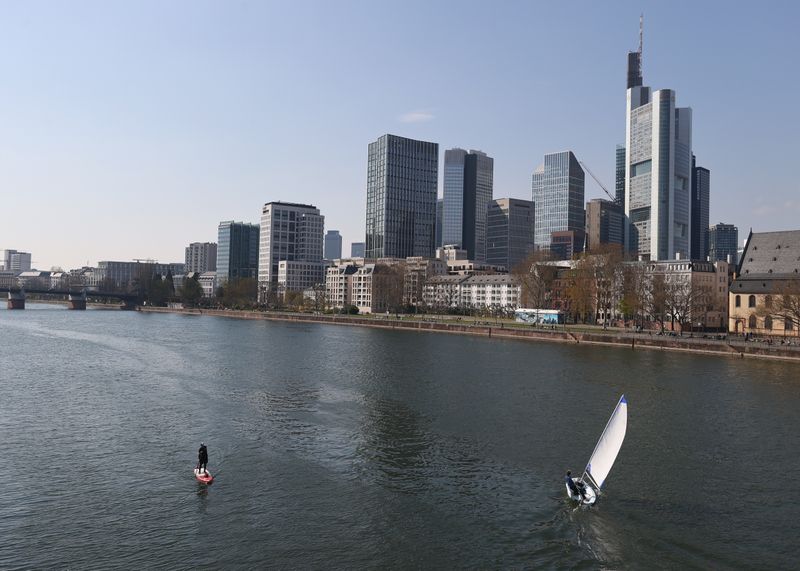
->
(738, 230, 800, 279)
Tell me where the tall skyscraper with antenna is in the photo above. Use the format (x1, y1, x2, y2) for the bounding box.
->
(624, 17, 693, 260)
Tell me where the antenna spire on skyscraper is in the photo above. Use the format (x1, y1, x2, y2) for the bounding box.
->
(639, 13, 644, 72)
(625, 15, 644, 89)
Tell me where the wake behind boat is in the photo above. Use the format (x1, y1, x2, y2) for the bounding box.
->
(566, 394, 627, 505)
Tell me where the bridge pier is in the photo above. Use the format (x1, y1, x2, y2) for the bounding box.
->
(7, 291, 25, 310)
(68, 292, 87, 310)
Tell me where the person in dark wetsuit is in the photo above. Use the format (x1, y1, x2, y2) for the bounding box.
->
(565, 470, 586, 500)
(198, 442, 209, 474)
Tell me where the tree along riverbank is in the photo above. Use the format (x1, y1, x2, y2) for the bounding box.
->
(137, 306, 800, 363)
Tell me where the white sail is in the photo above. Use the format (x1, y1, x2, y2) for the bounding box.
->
(584, 395, 627, 489)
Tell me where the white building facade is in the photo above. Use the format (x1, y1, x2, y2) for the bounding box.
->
(423, 274, 521, 311)
(277, 260, 326, 294)
(1, 250, 32, 273)
(258, 202, 325, 296)
(460, 275, 521, 310)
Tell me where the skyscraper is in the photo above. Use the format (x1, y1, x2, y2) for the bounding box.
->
(350, 242, 365, 258)
(435, 198, 443, 249)
(691, 156, 710, 260)
(442, 148, 494, 261)
(624, 23, 692, 260)
(708, 223, 738, 264)
(216, 221, 259, 284)
(324, 230, 343, 260)
(531, 150, 585, 254)
(365, 134, 438, 259)
(585, 199, 624, 252)
(615, 144, 626, 208)
(1, 250, 32, 273)
(185, 242, 217, 273)
(487, 198, 535, 270)
(258, 202, 324, 292)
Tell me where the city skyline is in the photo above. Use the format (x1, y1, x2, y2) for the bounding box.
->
(2, 2, 799, 269)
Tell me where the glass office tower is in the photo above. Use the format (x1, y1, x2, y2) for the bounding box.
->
(615, 144, 626, 209)
(365, 134, 438, 259)
(531, 150, 585, 254)
(487, 198, 535, 270)
(324, 230, 343, 260)
(217, 221, 260, 284)
(435, 198, 443, 249)
(624, 27, 693, 260)
(442, 148, 494, 261)
(709, 223, 738, 264)
(691, 156, 711, 260)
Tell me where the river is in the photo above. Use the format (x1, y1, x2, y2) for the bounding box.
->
(1, 304, 798, 569)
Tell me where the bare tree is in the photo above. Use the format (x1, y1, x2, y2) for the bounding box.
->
(373, 263, 405, 317)
(620, 262, 649, 329)
(756, 282, 800, 335)
(773, 282, 800, 333)
(564, 257, 595, 323)
(223, 277, 259, 309)
(664, 278, 697, 334)
(692, 282, 714, 332)
(284, 290, 305, 311)
(512, 250, 558, 309)
(649, 273, 668, 331)
(591, 245, 624, 329)
(312, 282, 328, 313)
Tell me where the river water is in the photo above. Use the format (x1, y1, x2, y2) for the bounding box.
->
(1, 305, 798, 569)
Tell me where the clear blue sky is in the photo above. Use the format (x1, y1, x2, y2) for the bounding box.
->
(2, 0, 798, 270)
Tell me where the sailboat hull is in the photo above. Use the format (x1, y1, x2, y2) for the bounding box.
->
(566, 478, 597, 505)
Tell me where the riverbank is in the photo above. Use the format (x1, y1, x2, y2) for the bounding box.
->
(137, 306, 800, 363)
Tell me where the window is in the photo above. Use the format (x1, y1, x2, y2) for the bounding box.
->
(765, 315, 773, 330)
(748, 295, 756, 308)
(765, 295, 772, 308)
(748, 315, 757, 329)
(786, 317, 794, 331)
(735, 295, 741, 307)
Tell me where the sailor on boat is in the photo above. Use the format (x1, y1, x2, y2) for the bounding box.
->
(565, 470, 586, 500)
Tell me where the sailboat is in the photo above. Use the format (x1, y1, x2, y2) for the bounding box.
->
(566, 394, 628, 505)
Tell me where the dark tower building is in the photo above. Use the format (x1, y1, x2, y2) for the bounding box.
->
(435, 198, 443, 249)
(691, 155, 711, 260)
(216, 221, 260, 284)
(615, 144, 626, 209)
(487, 198, 535, 270)
(585, 199, 624, 252)
(442, 148, 494, 261)
(708, 223, 738, 265)
(365, 134, 439, 259)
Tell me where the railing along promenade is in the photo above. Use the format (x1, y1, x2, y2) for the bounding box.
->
(136, 306, 800, 363)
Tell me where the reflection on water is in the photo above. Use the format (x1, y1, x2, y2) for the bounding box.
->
(1, 309, 799, 568)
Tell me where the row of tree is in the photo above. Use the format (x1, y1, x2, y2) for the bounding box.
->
(512, 246, 722, 332)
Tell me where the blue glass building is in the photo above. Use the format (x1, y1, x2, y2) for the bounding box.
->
(531, 151, 585, 255)
(216, 221, 260, 284)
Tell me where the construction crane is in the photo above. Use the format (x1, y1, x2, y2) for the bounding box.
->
(579, 161, 616, 202)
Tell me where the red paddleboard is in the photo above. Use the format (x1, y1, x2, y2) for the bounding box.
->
(194, 468, 213, 484)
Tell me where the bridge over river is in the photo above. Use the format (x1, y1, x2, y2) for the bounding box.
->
(0, 287, 138, 310)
